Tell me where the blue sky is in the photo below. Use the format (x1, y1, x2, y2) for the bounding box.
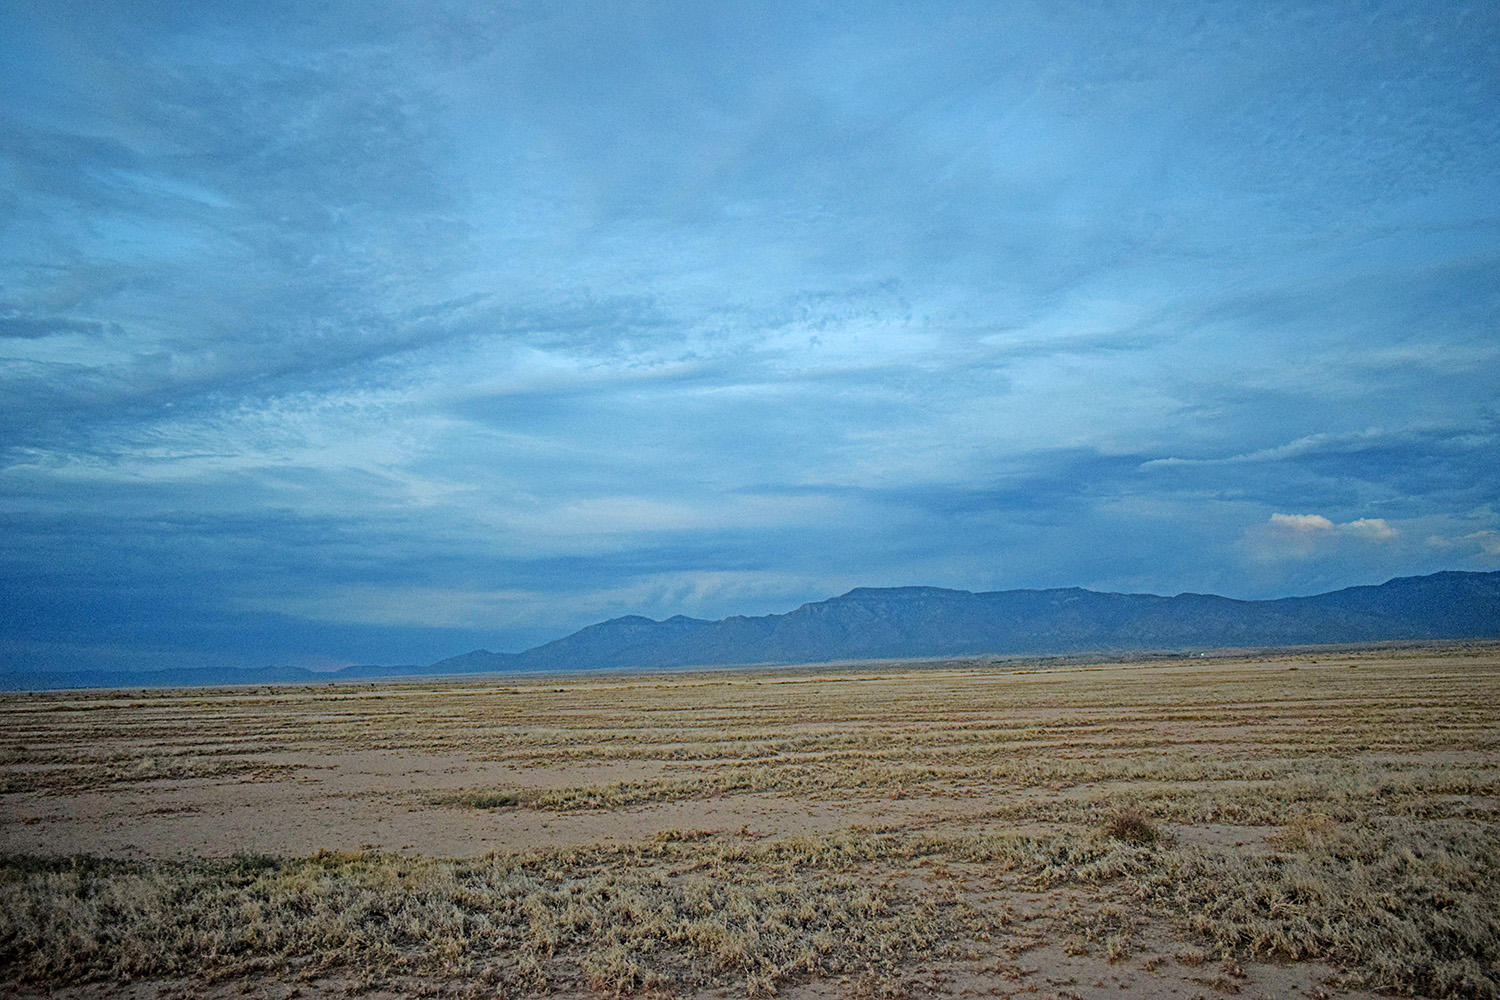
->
(2, 1, 1497, 673)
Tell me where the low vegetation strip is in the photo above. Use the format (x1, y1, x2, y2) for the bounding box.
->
(3, 813, 1497, 998)
(0, 836, 976, 997)
(432, 765, 811, 811)
(0, 755, 295, 794)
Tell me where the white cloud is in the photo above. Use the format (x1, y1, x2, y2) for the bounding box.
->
(1269, 513, 1335, 532)
(1344, 517, 1396, 541)
(1461, 530, 1500, 556)
(1244, 512, 1399, 561)
(1267, 513, 1395, 541)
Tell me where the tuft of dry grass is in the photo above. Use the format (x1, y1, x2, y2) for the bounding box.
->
(1100, 804, 1164, 846)
(1266, 811, 1349, 852)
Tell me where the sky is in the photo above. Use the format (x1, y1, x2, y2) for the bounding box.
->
(2, 1, 1497, 675)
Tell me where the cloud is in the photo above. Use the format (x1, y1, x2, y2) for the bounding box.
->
(1269, 513, 1335, 532)
(1269, 513, 1395, 541)
(2, 3, 1498, 675)
(1244, 512, 1400, 564)
(1139, 424, 1499, 517)
(0, 312, 121, 340)
(1459, 530, 1500, 557)
(1344, 517, 1397, 542)
(240, 568, 875, 634)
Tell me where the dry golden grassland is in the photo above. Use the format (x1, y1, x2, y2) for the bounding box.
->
(0, 644, 1497, 999)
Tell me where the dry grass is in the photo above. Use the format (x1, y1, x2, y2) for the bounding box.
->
(0, 643, 1497, 997)
(0, 836, 980, 995)
(3, 818, 1495, 997)
(1099, 804, 1164, 846)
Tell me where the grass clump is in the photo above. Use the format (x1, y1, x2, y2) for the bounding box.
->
(1100, 804, 1164, 846)
(1266, 812, 1349, 853)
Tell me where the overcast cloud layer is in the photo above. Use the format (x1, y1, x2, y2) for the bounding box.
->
(3, 1, 1497, 673)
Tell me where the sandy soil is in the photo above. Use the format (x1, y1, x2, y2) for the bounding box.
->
(0, 747, 1007, 858)
(2, 642, 1496, 999)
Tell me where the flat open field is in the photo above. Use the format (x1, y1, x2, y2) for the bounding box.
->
(2, 644, 1497, 999)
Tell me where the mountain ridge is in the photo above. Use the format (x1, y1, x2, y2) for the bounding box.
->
(410, 569, 1500, 677)
(7, 570, 1498, 690)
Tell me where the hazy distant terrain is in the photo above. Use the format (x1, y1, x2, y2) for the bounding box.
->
(9, 570, 1499, 690)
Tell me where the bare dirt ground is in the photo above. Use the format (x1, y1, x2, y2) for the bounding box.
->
(1, 643, 1497, 999)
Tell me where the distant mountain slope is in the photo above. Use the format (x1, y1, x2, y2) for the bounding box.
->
(8, 571, 1497, 689)
(441, 570, 1500, 675)
(0, 663, 375, 692)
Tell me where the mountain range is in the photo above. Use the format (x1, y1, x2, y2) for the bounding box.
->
(9, 570, 1500, 690)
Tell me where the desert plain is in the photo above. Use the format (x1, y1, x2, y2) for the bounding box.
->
(1, 643, 1497, 1000)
